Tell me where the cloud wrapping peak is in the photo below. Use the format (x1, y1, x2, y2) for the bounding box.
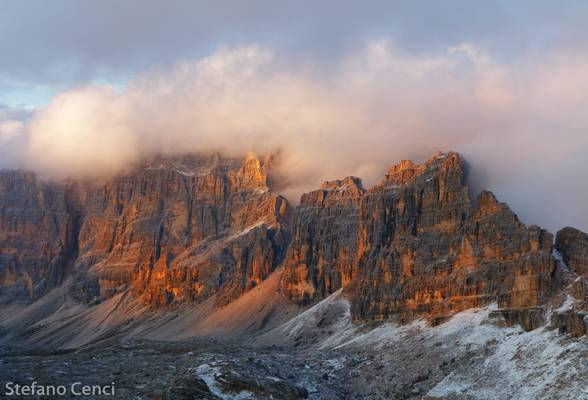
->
(1, 41, 588, 232)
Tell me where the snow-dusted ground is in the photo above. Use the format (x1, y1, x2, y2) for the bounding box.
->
(260, 291, 588, 399)
(425, 308, 588, 399)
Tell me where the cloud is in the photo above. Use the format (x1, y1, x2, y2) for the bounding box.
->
(26, 86, 137, 177)
(2, 41, 588, 233)
(0, 104, 32, 169)
(0, 120, 24, 141)
(2, 0, 587, 89)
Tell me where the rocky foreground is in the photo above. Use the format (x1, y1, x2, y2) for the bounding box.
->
(1, 299, 586, 399)
(0, 151, 587, 399)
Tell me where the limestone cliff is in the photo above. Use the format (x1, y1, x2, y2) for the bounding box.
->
(551, 227, 588, 336)
(0, 150, 586, 338)
(555, 227, 588, 276)
(281, 176, 364, 304)
(282, 152, 558, 325)
(0, 154, 291, 308)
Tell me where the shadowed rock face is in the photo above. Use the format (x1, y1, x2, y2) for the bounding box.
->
(0, 154, 291, 307)
(282, 152, 557, 322)
(549, 227, 588, 336)
(0, 172, 71, 303)
(555, 227, 588, 276)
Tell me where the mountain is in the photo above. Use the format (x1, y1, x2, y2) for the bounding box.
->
(0, 151, 586, 399)
(283, 152, 555, 324)
(0, 153, 290, 308)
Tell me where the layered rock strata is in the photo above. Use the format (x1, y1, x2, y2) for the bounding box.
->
(0, 154, 291, 307)
(550, 227, 588, 336)
(282, 152, 558, 324)
(555, 227, 588, 277)
(0, 171, 71, 303)
(1, 150, 586, 337)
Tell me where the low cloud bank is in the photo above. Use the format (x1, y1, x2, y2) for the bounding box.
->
(1, 42, 587, 232)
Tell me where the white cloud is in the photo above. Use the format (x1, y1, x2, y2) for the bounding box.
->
(2, 41, 588, 232)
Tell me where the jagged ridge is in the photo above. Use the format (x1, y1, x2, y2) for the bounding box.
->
(0, 150, 586, 347)
(281, 152, 587, 333)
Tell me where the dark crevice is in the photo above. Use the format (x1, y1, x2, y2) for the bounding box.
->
(46, 182, 84, 295)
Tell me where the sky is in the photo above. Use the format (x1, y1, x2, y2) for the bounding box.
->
(1, 0, 588, 233)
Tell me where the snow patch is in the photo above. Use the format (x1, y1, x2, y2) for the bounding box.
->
(226, 221, 267, 241)
(552, 249, 570, 271)
(195, 364, 254, 400)
(556, 294, 577, 312)
(335, 318, 427, 350)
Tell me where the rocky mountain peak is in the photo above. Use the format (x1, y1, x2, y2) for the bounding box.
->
(240, 153, 269, 186)
(474, 190, 504, 217)
(384, 159, 420, 185)
(320, 176, 365, 192)
(382, 151, 463, 187)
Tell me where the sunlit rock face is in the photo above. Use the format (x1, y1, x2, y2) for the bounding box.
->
(282, 152, 557, 324)
(0, 154, 291, 307)
(280, 176, 365, 304)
